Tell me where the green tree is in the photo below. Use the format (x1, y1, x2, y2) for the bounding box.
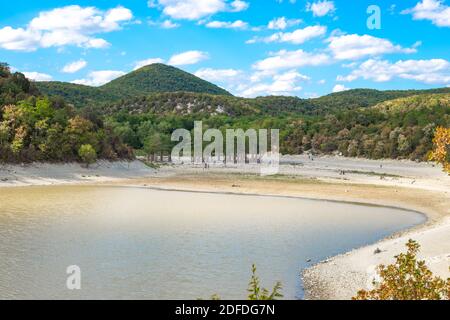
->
(78, 144, 97, 168)
(353, 240, 450, 300)
(143, 132, 162, 161)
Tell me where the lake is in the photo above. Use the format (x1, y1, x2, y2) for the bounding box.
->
(0, 186, 425, 299)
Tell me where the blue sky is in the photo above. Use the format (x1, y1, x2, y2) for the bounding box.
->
(0, 0, 449, 97)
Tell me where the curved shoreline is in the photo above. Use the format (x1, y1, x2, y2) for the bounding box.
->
(1, 160, 449, 299)
(107, 175, 450, 299)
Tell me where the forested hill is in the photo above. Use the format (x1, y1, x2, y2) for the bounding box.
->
(0, 63, 132, 163)
(309, 88, 450, 113)
(102, 64, 231, 97)
(101, 88, 450, 118)
(36, 63, 231, 108)
(4, 60, 450, 164)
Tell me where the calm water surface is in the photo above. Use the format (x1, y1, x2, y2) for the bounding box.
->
(0, 186, 425, 299)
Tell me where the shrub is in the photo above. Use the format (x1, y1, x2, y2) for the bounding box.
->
(78, 144, 97, 168)
(353, 240, 450, 300)
(206, 264, 283, 300)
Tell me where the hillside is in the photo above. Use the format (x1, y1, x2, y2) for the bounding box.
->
(5, 60, 449, 163)
(0, 63, 132, 163)
(35, 63, 450, 114)
(309, 88, 450, 113)
(100, 88, 450, 118)
(102, 64, 231, 97)
(0, 62, 39, 105)
(372, 93, 450, 114)
(36, 63, 231, 107)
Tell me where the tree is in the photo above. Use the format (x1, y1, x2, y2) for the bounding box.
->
(428, 126, 450, 174)
(353, 240, 450, 300)
(143, 133, 162, 161)
(78, 144, 97, 168)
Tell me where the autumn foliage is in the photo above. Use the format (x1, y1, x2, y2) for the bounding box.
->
(428, 127, 450, 174)
(353, 240, 450, 300)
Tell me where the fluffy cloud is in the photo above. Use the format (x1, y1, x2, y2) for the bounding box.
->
(337, 58, 450, 84)
(61, 59, 87, 73)
(22, 72, 53, 81)
(161, 20, 180, 29)
(149, 0, 248, 20)
(253, 49, 330, 72)
(239, 70, 310, 97)
(247, 25, 326, 44)
(0, 5, 133, 51)
(205, 20, 248, 29)
(72, 70, 126, 86)
(268, 17, 302, 30)
(327, 34, 419, 60)
(306, 1, 336, 17)
(134, 58, 165, 70)
(148, 19, 180, 29)
(168, 50, 209, 66)
(230, 0, 249, 12)
(332, 84, 349, 92)
(402, 0, 450, 27)
(195, 68, 243, 81)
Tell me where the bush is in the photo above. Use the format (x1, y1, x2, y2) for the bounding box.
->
(206, 264, 283, 300)
(78, 144, 97, 168)
(353, 240, 450, 300)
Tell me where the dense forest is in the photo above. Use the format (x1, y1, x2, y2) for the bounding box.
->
(104, 93, 449, 161)
(2, 61, 450, 163)
(0, 63, 132, 163)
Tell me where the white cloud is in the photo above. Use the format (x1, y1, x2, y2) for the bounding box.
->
(148, 19, 180, 28)
(253, 49, 330, 72)
(327, 34, 419, 60)
(0, 5, 133, 51)
(402, 0, 450, 27)
(306, 1, 336, 17)
(161, 20, 180, 28)
(168, 50, 209, 66)
(22, 72, 53, 81)
(247, 25, 326, 44)
(134, 58, 166, 70)
(149, 0, 248, 20)
(332, 84, 349, 92)
(0, 27, 41, 51)
(72, 70, 126, 86)
(337, 58, 450, 84)
(205, 20, 248, 29)
(195, 68, 243, 81)
(230, 0, 249, 12)
(239, 70, 309, 97)
(268, 17, 302, 30)
(61, 59, 87, 73)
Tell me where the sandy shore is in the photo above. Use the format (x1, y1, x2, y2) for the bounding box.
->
(1, 156, 449, 299)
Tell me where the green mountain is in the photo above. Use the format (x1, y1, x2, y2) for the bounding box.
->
(36, 63, 231, 107)
(103, 64, 230, 96)
(100, 87, 450, 118)
(3, 60, 450, 163)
